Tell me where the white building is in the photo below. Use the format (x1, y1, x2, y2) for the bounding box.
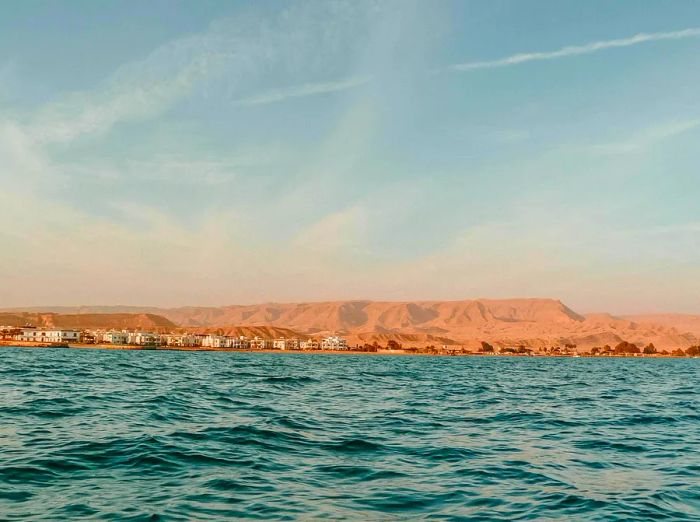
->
(300, 339, 320, 350)
(103, 331, 129, 345)
(15, 328, 81, 344)
(321, 336, 348, 350)
(273, 337, 300, 350)
(248, 336, 273, 349)
(231, 337, 249, 349)
(202, 335, 230, 348)
(128, 332, 159, 346)
(164, 334, 199, 347)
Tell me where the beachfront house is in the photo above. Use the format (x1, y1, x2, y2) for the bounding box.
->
(0, 326, 22, 340)
(249, 336, 273, 350)
(103, 330, 129, 345)
(202, 334, 244, 348)
(228, 337, 246, 349)
(130, 332, 159, 346)
(300, 339, 320, 350)
(273, 337, 301, 350)
(321, 336, 348, 350)
(15, 328, 81, 344)
(201, 334, 221, 348)
(164, 334, 199, 347)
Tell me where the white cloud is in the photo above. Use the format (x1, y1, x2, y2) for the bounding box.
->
(235, 76, 370, 106)
(24, 2, 376, 144)
(293, 206, 368, 254)
(28, 40, 232, 144)
(591, 119, 700, 155)
(452, 27, 700, 71)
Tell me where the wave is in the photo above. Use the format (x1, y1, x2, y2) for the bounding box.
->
(1, 348, 698, 520)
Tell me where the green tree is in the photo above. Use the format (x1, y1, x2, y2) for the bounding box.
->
(614, 341, 640, 355)
(686, 346, 700, 356)
(386, 339, 402, 350)
(481, 341, 494, 353)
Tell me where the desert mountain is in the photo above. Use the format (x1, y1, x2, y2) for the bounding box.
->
(181, 325, 308, 340)
(622, 314, 700, 338)
(0, 312, 175, 331)
(5, 299, 698, 351)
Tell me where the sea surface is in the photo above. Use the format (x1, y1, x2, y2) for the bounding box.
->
(0, 348, 699, 521)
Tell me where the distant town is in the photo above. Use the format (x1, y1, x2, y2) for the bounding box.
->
(1, 326, 347, 351)
(2, 325, 700, 357)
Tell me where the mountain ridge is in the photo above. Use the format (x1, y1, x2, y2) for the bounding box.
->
(3, 299, 699, 350)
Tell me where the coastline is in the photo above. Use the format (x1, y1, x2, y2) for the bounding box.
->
(0, 341, 695, 358)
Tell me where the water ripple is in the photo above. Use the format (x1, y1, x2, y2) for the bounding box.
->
(0, 348, 699, 520)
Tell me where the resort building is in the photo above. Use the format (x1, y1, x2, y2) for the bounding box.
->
(273, 337, 301, 350)
(300, 339, 320, 350)
(230, 337, 249, 349)
(249, 336, 273, 350)
(201, 335, 229, 348)
(321, 336, 348, 350)
(129, 332, 159, 346)
(15, 328, 81, 344)
(103, 331, 129, 345)
(163, 334, 199, 347)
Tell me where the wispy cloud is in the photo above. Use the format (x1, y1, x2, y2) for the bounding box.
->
(592, 119, 700, 155)
(29, 41, 232, 144)
(235, 76, 370, 106)
(452, 27, 700, 72)
(22, 2, 376, 144)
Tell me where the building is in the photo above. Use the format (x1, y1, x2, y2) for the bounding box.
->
(201, 335, 229, 348)
(128, 332, 159, 346)
(81, 331, 99, 344)
(163, 334, 199, 347)
(103, 331, 129, 345)
(273, 337, 300, 350)
(321, 336, 348, 350)
(1, 326, 22, 339)
(231, 337, 249, 349)
(300, 339, 320, 350)
(15, 328, 81, 344)
(249, 336, 273, 350)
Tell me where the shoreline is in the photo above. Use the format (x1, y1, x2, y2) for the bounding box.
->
(0, 341, 695, 358)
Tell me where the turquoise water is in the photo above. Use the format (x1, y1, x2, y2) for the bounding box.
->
(1, 348, 699, 520)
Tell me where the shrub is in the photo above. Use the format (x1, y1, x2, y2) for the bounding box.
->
(686, 346, 700, 357)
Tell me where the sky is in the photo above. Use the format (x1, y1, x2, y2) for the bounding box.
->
(1, 0, 699, 313)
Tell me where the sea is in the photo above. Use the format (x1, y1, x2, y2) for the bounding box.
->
(1, 347, 699, 520)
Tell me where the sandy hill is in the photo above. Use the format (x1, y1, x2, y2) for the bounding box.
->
(180, 325, 308, 339)
(156, 298, 585, 331)
(4, 300, 699, 351)
(0, 312, 175, 331)
(622, 314, 700, 338)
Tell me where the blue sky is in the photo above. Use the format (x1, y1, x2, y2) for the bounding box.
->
(1, 0, 699, 313)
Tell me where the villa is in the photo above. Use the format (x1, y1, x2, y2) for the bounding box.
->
(15, 328, 81, 344)
(273, 337, 301, 350)
(103, 331, 129, 345)
(321, 336, 348, 350)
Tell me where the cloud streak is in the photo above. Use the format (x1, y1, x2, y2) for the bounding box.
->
(29, 42, 232, 144)
(591, 119, 700, 155)
(235, 76, 370, 106)
(451, 27, 700, 71)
